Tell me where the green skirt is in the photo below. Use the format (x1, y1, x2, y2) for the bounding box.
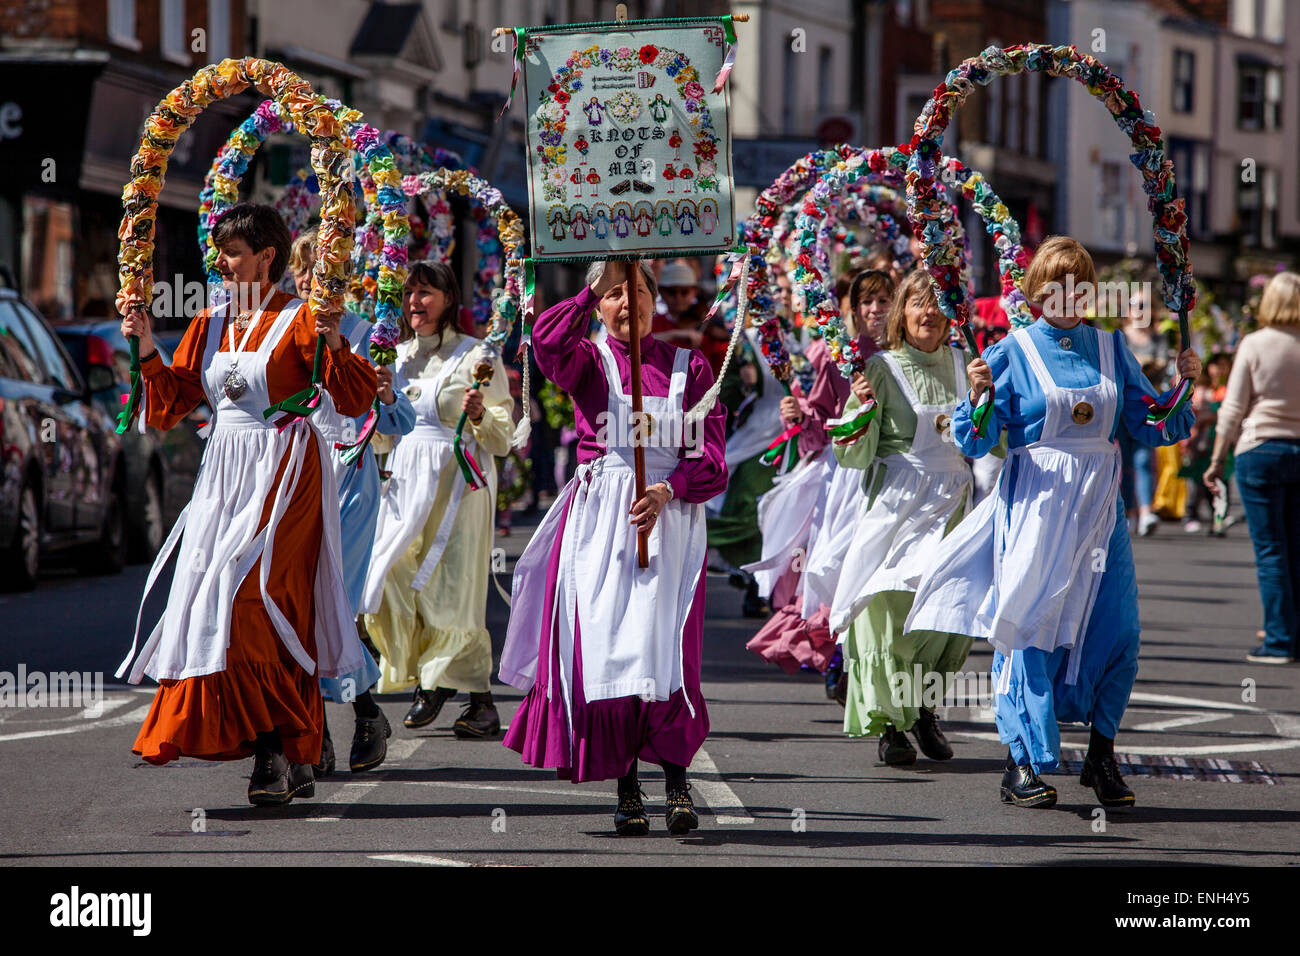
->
(842, 590, 975, 737)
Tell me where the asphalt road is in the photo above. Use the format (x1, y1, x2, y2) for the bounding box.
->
(2, 514, 1298, 867)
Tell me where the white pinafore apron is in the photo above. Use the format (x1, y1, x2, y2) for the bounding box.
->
(800, 453, 869, 618)
(359, 335, 481, 614)
(313, 313, 373, 488)
(706, 329, 787, 520)
(741, 447, 833, 599)
(904, 325, 1122, 691)
(828, 348, 972, 635)
(117, 297, 364, 683)
(499, 340, 706, 731)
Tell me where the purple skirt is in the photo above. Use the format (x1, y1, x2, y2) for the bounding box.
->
(502, 493, 709, 783)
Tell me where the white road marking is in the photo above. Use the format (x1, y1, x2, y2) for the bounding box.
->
(949, 690, 1300, 756)
(690, 748, 754, 825)
(307, 781, 378, 822)
(397, 780, 592, 799)
(368, 853, 471, 867)
(0, 704, 152, 742)
(384, 737, 425, 763)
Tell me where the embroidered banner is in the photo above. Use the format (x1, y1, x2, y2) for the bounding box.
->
(521, 20, 736, 262)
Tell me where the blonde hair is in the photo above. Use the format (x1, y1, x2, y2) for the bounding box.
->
(1021, 235, 1097, 305)
(1257, 271, 1300, 327)
(885, 269, 946, 350)
(288, 228, 317, 278)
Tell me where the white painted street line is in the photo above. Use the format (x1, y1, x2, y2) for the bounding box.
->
(384, 737, 425, 763)
(1130, 712, 1233, 733)
(951, 729, 1300, 756)
(308, 781, 379, 822)
(690, 748, 754, 825)
(368, 853, 471, 867)
(0, 704, 152, 743)
(398, 780, 593, 799)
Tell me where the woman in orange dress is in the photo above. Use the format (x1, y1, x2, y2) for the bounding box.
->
(116, 203, 379, 806)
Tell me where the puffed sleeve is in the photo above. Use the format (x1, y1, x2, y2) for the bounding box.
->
(1113, 330, 1194, 446)
(531, 286, 601, 397)
(833, 356, 889, 470)
(467, 350, 516, 459)
(292, 303, 378, 418)
(668, 350, 727, 503)
(798, 360, 846, 456)
(376, 390, 415, 436)
(139, 310, 210, 431)
(952, 339, 1011, 458)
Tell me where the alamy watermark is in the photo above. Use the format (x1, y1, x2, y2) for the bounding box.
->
(1040, 276, 1154, 327)
(595, 406, 704, 455)
(0, 665, 105, 717)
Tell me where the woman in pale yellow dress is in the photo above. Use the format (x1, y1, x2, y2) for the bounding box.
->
(361, 261, 514, 737)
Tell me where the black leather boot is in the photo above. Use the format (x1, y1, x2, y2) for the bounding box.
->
(910, 708, 954, 760)
(741, 579, 771, 618)
(453, 692, 501, 739)
(248, 739, 293, 807)
(1081, 732, 1135, 808)
(288, 761, 315, 799)
(614, 786, 650, 836)
(878, 725, 918, 766)
(313, 721, 335, 777)
(1000, 753, 1057, 808)
(403, 685, 456, 729)
(350, 710, 392, 772)
(665, 783, 699, 835)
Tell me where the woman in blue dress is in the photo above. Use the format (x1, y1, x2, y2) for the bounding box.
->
(906, 236, 1201, 809)
(290, 231, 416, 775)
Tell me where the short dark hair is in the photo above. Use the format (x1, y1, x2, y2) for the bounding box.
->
(402, 260, 462, 346)
(211, 202, 293, 282)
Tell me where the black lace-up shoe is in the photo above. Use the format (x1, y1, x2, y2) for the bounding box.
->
(403, 685, 457, 729)
(878, 726, 918, 766)
(314, 722, 335, 777)
(248, 747, 293, 807)
(665, 784, 699, 835)
(910, 708, 954, 761)
(452, 694, 501, 739)
(614, 787, 650, 836)
(350, 710, 392, 772)
(1000, 755, 1057, 808)
(1081, 751, 1136, 808)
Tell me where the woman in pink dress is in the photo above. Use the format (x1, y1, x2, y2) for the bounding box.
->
(500, 260, 727, 836)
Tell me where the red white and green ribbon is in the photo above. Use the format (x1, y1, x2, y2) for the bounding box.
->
(827, 402, 879, 447)
(713, 16, 737, 93)
(761, 422, 802, 470)
(497, 28, 525, 121)
(1143, 307, 1194, 429)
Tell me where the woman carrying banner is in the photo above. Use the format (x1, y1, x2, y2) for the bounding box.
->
(745, 269, 892, 680)
(116, 203, 379, 806)
(361, 261, 514, 740)
(500, 260, 727, 836)
(905, 236, 1200, 808)
(287, 231, 415, 775)
(828, 269, 986, 765)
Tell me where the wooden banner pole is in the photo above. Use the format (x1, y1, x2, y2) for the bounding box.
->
(626, 259, 650, 569)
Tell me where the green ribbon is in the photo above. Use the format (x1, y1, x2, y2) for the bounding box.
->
(263, 336, 325, 420)
(115, 334, 142, 435)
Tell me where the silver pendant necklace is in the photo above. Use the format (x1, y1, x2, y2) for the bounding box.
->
(223, 365, 248, 401)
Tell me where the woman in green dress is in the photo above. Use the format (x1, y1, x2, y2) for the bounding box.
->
(829, 270, 997, 765)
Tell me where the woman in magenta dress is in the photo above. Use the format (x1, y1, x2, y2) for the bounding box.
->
(500, 260, 727, 836)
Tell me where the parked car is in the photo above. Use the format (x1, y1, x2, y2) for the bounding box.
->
(56, 322, 206, 561)
(0, 284, 128, 589)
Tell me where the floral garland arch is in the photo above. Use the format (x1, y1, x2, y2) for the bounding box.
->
(117, 58, 358, 433)
(799, 146, 1029, 378)
(196, 97, 409, 365)
(906, 43, 1195, 426)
